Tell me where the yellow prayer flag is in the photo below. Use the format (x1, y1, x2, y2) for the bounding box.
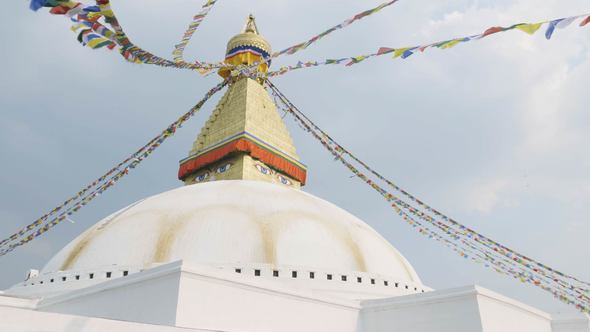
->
(439, 39, 462, 49)
(100, 10, 115, 18)
(198, 67, 213, 76)
(70, 23, 86, 32)
(353, 55, 367, 62)
(393, 48, 410, 58)
(515, 23, 543, 35)
(87, 37, 109, 49)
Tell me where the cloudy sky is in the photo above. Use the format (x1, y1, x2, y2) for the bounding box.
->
(1, 0, 589, 314)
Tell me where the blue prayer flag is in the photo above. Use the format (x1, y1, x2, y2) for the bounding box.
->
(545, 19, 564, 39)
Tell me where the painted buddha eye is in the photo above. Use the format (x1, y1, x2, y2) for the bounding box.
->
(255, 164, 271, 175)
(278, 175, 292, 186)
(216, 163, 232, 174)
(195, 172, 209, 183)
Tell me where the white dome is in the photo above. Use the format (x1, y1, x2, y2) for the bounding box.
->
(43, 181, 421, 283)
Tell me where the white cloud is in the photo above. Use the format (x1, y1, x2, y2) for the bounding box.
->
(464, 177, 517, 214)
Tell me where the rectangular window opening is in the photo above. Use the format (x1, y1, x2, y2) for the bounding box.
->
(292, 271, 297, 278)
(384, 281, 389, 286)
(273, 270, 279, 277)
(254, 269, 261, 276)
(106, 272, 112, 278)
(357, 277, 362, 283)
(309, 272, 315, 279)
(62, 277, 66, 282)
(235, 268, 241, 273)
(327, 274, 333, 280)
(50, 279, 54, 283)
(123, 271, 129, 277)
(370, 278, 375, 285)
(89, 273, 94, 279)
(75, 275, 80, 280)
(341, 275, 347, 281)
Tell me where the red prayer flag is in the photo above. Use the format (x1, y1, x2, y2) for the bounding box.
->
(580, 16, 590, 27)
(49, 3, 79, 15)
(377, 47, 394, 55)
(482, 26, 504, 37)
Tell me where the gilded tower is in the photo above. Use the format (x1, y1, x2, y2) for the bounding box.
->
(178, 16, 307, 188)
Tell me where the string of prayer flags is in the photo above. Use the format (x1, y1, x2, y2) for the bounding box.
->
(0, 81, 228, 255)
(172, 0, 219, 66)
(265, 79, 590, 313)
(209, 0, 403, 79)
(272, 0, 399, 58)
(30, 0, 72, 11)
(269, 12, 590, 77)
(77, 29, 115, 49)
(30, 0, 223, 73)
(226, 0, 403, 79)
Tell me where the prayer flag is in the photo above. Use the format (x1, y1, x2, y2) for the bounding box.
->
(401, 49, 414, 59)
(482, 26, 504, 37)
(29, 0, 47, 11)
(515, 23, 543, 35)
(556, 17, 577, 29)
(545, 19, 564, 39)
(377, 47, 394, 55)
(393, 48, 411, 58)
(439, 39, 462, 49)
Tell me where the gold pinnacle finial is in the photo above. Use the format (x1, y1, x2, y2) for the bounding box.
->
(242, 14, 259, 34)
(219, 14, 272, 80)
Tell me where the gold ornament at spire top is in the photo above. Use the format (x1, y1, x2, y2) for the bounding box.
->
(242, 14, 259, 34)
(225, 14, 272, 56)
(219, 14, 272, 79)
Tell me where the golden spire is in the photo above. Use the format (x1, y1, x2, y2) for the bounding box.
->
(242, 14, 259, 34)
(179, 17, 307, 187)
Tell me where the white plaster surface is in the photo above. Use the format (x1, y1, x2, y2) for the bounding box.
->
(1, 262, 589, 332)
(358, 286, 572, 332)
(553, 313, 590, 332)
(42, 180, 421, 283)
(0, 305, 214, 332)
(3, 181, 589, 332)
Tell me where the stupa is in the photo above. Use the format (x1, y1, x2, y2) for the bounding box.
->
(0, 16, 588, 332)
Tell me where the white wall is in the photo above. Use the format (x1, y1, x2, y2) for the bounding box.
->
(0, 306, 213, 332)
(175, 266, 361, 332)
(359, 287, 483, 332)
(358, 286, 555, 332)
(37, 267, 182, 326)
(552, 314, 590, 332)
(6, 261, 575, 332)
(477, 289, 552, 332)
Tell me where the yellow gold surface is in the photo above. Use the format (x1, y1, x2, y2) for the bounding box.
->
(225, 15, 272, 54)
(183, 78, 302, 187)
(226, 33, 272, 55)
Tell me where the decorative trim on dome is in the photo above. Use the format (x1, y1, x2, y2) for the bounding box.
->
(179, 132, 307, 184)
(226, 45, 271, 62)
